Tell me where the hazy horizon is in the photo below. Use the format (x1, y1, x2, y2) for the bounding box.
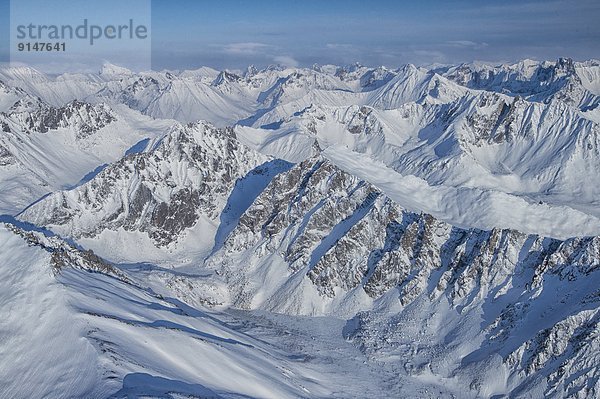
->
(149, 0, 600, 70)
(1, 0, 599, 73)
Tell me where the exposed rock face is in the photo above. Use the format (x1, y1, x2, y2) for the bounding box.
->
(3, 100, 116, 138)
(503, 309, 600, 398)
(464, 94, 520, 144)
(1, 99, 116, 137)
(343, 106, 384, 135)
(4, 59, 599, 397)
(208, 156, 598, 303)
(0, 144, 14, 166)
(203, 156, 600, 397)
(18, 121, 270, 246)
(442, 57, 599, 111)
(212, 70, 241, 86)
(1, 121, 9, 132)
(4, 223, 126, 279)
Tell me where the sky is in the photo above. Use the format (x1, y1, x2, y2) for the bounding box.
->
(149, 0, 600, 70)
(1, 0, 599, 71)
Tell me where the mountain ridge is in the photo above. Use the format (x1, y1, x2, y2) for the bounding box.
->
(0, 57, 599, 398)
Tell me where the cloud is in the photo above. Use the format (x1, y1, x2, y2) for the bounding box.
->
(149, 1, 599, 70)
(447, 40, 489, 50)
(222, 42, 271, 55)
(273, 55, 299, 67)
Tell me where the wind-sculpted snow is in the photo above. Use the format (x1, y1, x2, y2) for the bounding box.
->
(206, 156, 600, 397)
(237, 79, 600, 229)
(2, 58, 600, 398)
(206, 156, 597, 307)
(1, 223, 389, 398)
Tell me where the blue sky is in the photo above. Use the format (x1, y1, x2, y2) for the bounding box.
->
(1, 0, 599, 71)
(150, 0, 600, 70)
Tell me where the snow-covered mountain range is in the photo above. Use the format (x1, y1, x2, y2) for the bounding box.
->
(1, 58, 599, 398)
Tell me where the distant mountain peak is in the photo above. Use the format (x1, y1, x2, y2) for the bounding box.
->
(99, 62, 132, 79)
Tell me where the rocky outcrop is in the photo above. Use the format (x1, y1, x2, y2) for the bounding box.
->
(4, 223, 126, 280)
(204, 154, 600, 396)
(0, 144, 14, 166)
(5, 59, 600, 397)
(1, 100, 116, 137)
(18, 121, 270, 246)
(442, 57, 599, 111)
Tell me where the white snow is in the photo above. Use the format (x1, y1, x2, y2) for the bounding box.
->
(323, 145, 600, 239)
(1, 58, 600, 398)
(0, 224, 434, 398)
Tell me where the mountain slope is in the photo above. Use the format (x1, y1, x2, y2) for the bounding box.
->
(0, 98, 172, 214)
(205, 156, 600, 397)
(1, 223, 398, 399)
(1, 58, 600, 398)
(18, 121, 273, 262)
